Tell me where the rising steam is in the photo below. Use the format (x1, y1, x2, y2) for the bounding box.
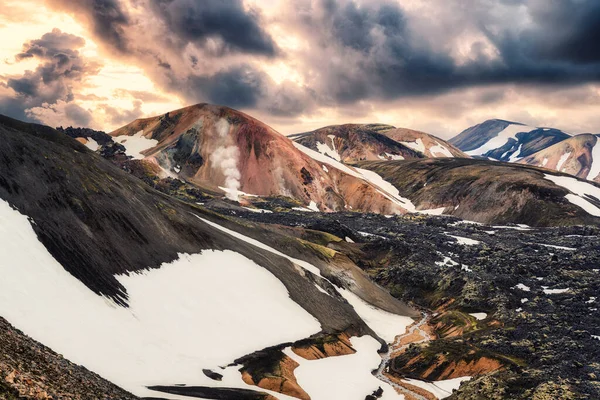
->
(210, 119, 242, 201)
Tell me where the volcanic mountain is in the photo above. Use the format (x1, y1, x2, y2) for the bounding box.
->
(288, 124, 424, 162)
(518, 133, 600, 183)
(381, 127, 467, 158)
(0, 114, 417, 399)
(450, 119, 570, 161)
(110, 104, 413, 214)
(289, 123, 466, 162)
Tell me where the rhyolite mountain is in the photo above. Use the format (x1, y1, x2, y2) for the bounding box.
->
(109, 104, 414, 214)
(290, 123, 466, 162)
(381, 127, 467, 158)
(518, 133, 600, 183)
(450, 119, 571, 161)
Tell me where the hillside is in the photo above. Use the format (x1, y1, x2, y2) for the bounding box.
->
(519, 133, 600, 183)
(450, 119, 570, 161)
(290, 124, 466, 162)
(0, 114, 419, 400)
(109, 104, 413, 214)
(288, 124, 425, 162)
(354, 158, 600, 226)
(382, 127, 467, 158)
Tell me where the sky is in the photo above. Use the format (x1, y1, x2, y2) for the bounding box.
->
(1, 0, 599, 138)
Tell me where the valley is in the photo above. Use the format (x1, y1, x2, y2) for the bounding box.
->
(1, 107, 599, 400)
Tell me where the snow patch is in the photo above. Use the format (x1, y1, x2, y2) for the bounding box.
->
(339, 289, 413, 343)
(315, 135, 342, 162)
(587, 140, 600, 181)
(536, 243, 576, 251)
(307, 201, 320, 212)
(543, 174, 600, 216)
(515, 283, 531, 292)
(0, 200, 320, 397)
(465, 124, 533, 158)
(542, 158, 549, 167)
(84, 137, 99, 151)
(345, 236, 355, 243)
(417, 207, 446, 215)
(429, 141, 454, 158)
(446, 234, 481, 246)
(469, 313, 487, 320)
(284, 336, 404, 400)
(543, 287, 570, 294)
(400, 138, 426, 153)
(508, 144, 523, 162)
(116, 130, 158, 159)
(385, 152, 404, 160)
(242, 207, 273, 214)
(556, 152, 571, 172)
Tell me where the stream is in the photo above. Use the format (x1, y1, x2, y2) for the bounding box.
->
(374, 313, 432, 400)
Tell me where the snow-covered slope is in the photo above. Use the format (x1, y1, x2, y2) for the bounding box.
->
(450, 119, 570, 162)
(290, 123, 467, 162)
(519, 134, 600, 183)
(382, 127, 468, 158)
(289, 124, 425, 162)
(0, 115, 421, 400)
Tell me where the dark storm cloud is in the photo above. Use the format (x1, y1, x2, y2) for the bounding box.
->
(45, 0, 130, 53)
(148, 0, 276, 56)
(175, 65, 265, 108)
(6, 29, 99, 104)
(522, 0, 600, 64)
(0, 29, 99, 124)
(300, 0, 600, 104)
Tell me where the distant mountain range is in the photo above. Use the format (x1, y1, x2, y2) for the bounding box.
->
(450, 119, 600, 182)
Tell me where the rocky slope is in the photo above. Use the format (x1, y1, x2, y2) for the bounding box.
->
(234, 209, 600, 399)
(450, 119, 570, 161)
(288, 124, 425, 162)
(382, 127, 467, 158)
(109, 104, 408, 214)
(519, 133, 600, 183)
(290, 124, 466, 162)
(0, 317, 138, 400)
(354, 158, 600, 226)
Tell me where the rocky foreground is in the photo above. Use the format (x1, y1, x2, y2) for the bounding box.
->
(222, 207, 600, 399)
(0, 317, 137, 400)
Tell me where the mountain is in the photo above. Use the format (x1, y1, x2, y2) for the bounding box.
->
(355, 158, 600, 226)
(0, 114, 418, 400)
(518, 133, 600, 183)
(288, 124, 425, 162)
(289, 124, 466, 162)
(450, 119, 570, 161)
(110, 104, 413, 214)
(381, 127, 468, 158)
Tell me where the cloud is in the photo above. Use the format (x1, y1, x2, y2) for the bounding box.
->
(27, 100, 95, 127)
(45, 0, 131, 53)
(0, 29, 101, 125)
(99, 100, 143, 126)
(148, 0, 276, 56)
(112, 89, 170, 103)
